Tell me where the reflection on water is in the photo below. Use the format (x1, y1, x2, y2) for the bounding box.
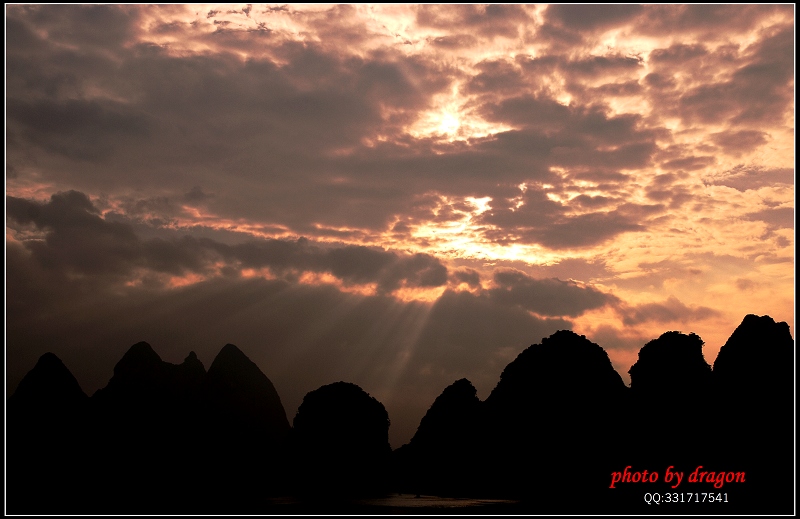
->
(356, 494, 520, 508)
(264, 494, 520, 511)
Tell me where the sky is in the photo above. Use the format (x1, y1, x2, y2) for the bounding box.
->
(5, 4, 795, 448)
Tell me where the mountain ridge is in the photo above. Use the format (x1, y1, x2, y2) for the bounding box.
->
(7, 313, 794, 514)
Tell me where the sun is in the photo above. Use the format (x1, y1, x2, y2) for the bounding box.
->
(437, 112, 461, 135)
(407, 104, 512, 142)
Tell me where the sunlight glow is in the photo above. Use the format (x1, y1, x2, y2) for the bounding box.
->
(167, 272, 207, 288)
(297, 271, 378, 297)
(406, 83, 513, 142)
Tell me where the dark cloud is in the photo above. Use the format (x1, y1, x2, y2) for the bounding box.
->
(744, 207, 794, 231)
(530, 258, 612, 284)
(671, 26, 793, 126)
(481, 128, 656, 172)
(477, 186, 645, 249)
(481, 95, 570, 131)
(9, 5, 786, 259)
(645, 185, 694, 210)
(562, 54, 642, 78)
(451, 268, 481, 288)
(572, 194, 614, 209)
(642, 72, 676, 90)
(184, 186, 212, 202)
(710, 130, 768, 157)
(638, 4, 790, 37)
(706, 166, 794, 192)
(590, 80, 642, 97)
(428, 34, 478, 49)
(486, 269, 617, 317)
(9, 4, 142, 49)
(416, 4, 531, 38)
(545, 4, 643, 31)
(649, 43, 709, 64)
(7, 98, 153, 160)
(6, 191, 451, 293)
(7, 191, 142, 276)
(660, 156, 715, 172)
(571, 169, 630, 183)
(5, 7, 457, 232)
(735, 278, 759, 292)
(618, 296, 721, 326)
(482, 94, 653, 149)
(536, 211, 644, 248)
(464, 59, 527, 95)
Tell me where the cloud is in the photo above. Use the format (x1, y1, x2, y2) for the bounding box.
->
(744, 207, 794, 231)
(486, 269, 617, 317)
(544, 4, 643, 32)
(7, 191, 142, 276)
(617, 296, 722, 326)
(669, 27, 793, 126)
(649, 43, 709, 64)
(6, 191, 451, 293)
(416, 4, 531, 38)
(706, 166, 794, 192)
(184, 186, 212, 202)
(660, 156, 715, 172)
(637, 5, 789, 36)
(710, 130, 769, 157)
(450, 268, 482, 288)
(477, 187, 644, 249)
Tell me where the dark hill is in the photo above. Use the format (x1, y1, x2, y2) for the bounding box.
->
(394, 378, 482, 496)
(409, 378, 480, 451)
(710, 314, 794, 514)
(200, 343, 290, 441)
(624, 331, 714, 504)
(5, 317, 794, 514)
(198, 344, 291, 509)
(713, 314, 793, 396)
(7, 353, 89, 514)
(483, 330, 627, 501)
(8, 352, 88, 412)
(292, 381, 391, 496)
(92, 342, 205, 412)
(88, 342, 207, 513)
(486, 329, 627, 409)
(628, 330, 712, 400)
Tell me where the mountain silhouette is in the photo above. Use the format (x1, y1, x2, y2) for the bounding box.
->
(291, 381, 391, 497)
(622, 330, 715, 511)
(7, 353, 90, 514)
(6, 316, 794, 514)
(710, 314, 794, 514)
(409, 378, 480, 451)
(393, 378, 482, 496)
(93, 342, 205, 412)
(480, 330, 629, 500)
(87, 342, 208, 513)
(713, 314, 793, 396)
(200, 343, 290, 442)
(628, 330, 712, 399)
(198, 343, 292, 510)
(8, 352, 88, 411)
(627, 330, 713, 443)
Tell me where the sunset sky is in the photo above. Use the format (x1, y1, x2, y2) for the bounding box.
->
(6, 4, 795, 447)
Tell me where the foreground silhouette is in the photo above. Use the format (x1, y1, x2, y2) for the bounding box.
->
(7, 353, 90, 513)
(291, 381, 391, 498)
(6, 314, 794, 514)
